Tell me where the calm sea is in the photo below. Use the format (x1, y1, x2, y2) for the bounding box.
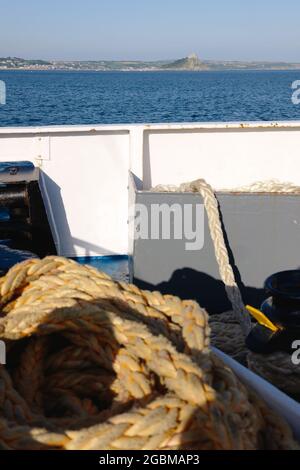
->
(0, 70, 300, 126)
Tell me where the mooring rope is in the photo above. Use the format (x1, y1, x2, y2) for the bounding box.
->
(153, 179, 254, 334)
(0, 256, 298, 449)
(153, 178, 300, 397)
(219, 179, 300, 194)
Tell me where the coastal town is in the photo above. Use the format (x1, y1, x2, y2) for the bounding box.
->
(1, 54, 300, 71)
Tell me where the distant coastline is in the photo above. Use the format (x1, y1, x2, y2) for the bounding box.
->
(1, 54, 300, 72)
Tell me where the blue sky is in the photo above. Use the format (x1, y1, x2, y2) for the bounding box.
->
(1, 0, 300, 61)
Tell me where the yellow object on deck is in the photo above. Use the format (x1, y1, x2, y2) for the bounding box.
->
(245, 305, 280, 332)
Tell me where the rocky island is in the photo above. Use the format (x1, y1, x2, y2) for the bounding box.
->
(161, 53, 209, 70)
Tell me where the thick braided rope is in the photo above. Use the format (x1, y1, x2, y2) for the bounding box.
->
(220, 179, 300, 194)
(248, 351, 300, 398)
(209, 314, 248, 364)
(0, 257, 297, 450)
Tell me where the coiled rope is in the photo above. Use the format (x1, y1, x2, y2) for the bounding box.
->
(153, 179, 300, 397)
(0, 256, 298, 449)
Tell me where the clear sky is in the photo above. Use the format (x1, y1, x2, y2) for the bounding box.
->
(1, 0, 300, 62)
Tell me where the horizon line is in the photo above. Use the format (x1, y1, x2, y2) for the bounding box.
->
(1, 55, 300, 64)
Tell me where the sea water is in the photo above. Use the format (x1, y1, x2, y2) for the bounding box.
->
(0, 69, 300, 126)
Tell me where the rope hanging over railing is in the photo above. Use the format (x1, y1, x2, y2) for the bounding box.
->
(154, 178, 255, 335)
(154, 178, 300, 397)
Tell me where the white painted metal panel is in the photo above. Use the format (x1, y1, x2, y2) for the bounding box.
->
(144, 124, 300, 190)
(41, 132, 130, 256)
(0, 136, 36, 161)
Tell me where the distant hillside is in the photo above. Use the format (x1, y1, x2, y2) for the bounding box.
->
(0, 57, 51, 68)
(1, 55, 300, 71)
(163, 54, 209, 71)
